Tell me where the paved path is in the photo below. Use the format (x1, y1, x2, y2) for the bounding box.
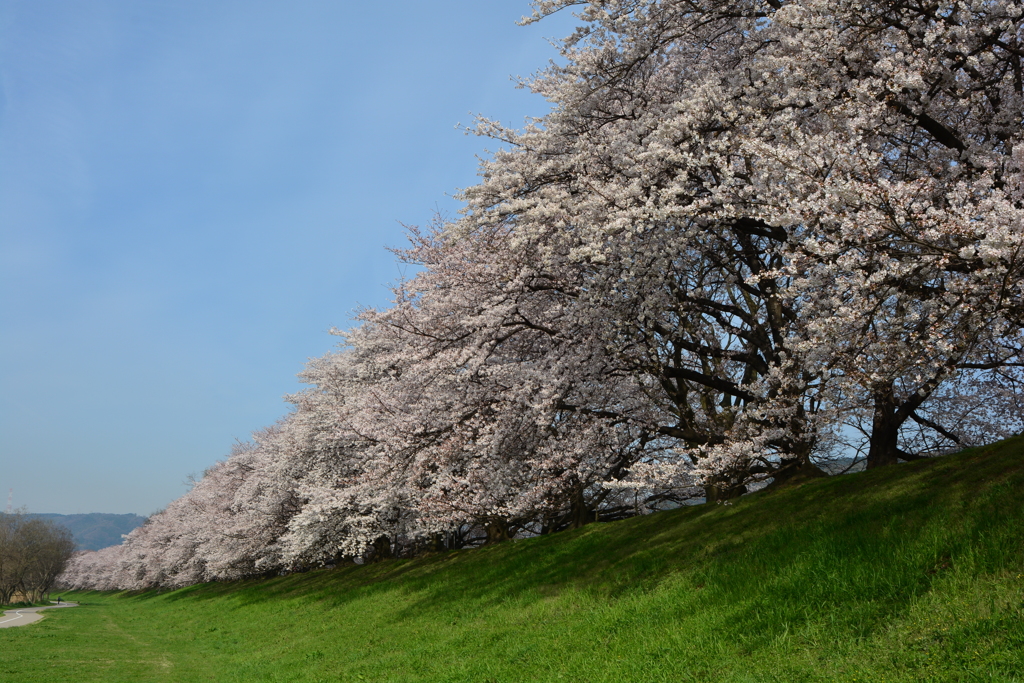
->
(0, 601, 78, 628)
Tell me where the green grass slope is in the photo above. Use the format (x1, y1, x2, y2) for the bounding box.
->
(4, 437, 1024, 682)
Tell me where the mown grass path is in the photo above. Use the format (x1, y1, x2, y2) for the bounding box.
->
(3, 438, 1023, 682)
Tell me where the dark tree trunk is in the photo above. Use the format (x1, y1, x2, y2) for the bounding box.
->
(769, 456, 827, 487)
(330, 550, 354, 566)
(765, 427, 827, 488)
(428, 533, 446, 553)
(704, 479, 746, 504)
(370, 535, 393, 562)
(484, 520, 510, 545)
(867, 385, 903, 469)
(568, 488, 593, 529)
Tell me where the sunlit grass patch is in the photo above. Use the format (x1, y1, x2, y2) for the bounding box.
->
(4, 436, 1023, 682)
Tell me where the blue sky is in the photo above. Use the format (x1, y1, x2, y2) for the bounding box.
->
(0, 0, 576, 515)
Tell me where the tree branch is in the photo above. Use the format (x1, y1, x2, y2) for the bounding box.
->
(884, 100, 967, 151)
(909, 411, 962, 444)
(663, 366, 756, 402)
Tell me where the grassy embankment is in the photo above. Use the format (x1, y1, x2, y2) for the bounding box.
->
(3, 437, 1023, 682)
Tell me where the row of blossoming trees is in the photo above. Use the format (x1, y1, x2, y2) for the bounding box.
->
(61, 0, 1024, 591)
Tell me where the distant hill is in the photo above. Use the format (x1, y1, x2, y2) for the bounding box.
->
(29, 513, 145, 551)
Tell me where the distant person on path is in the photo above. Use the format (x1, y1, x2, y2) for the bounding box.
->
(56, 597, 61, 604)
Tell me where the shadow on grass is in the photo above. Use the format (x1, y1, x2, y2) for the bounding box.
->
(146, 437, 1024, 640)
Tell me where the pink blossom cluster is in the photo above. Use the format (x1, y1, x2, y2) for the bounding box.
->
(60, 0, 1024, 590)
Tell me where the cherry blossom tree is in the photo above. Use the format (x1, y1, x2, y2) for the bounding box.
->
(59, 425, 303, 590)
(60, 0, 1024, 590)
(468, 0, 1024, 479)
(58, 545, 125, 592)
(748, 0, 1024, 467)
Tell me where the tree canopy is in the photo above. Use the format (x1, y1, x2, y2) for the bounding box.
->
(61, 0, 1024, 591)
(1, 512, 76, 604)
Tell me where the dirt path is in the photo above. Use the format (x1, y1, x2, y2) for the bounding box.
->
(0, 601, 78, 628)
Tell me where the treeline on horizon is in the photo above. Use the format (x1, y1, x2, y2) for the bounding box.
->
(60, 0, 1024, 592)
